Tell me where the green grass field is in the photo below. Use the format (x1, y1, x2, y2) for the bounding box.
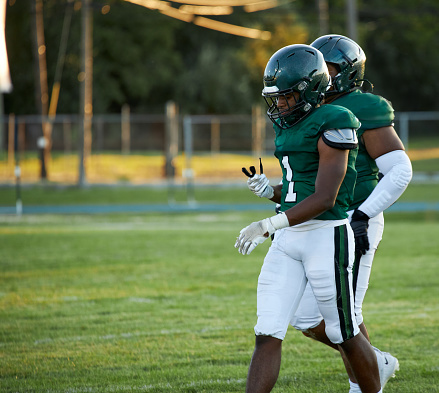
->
(0, 181, 438, 207)
(1, 185, 439, 392)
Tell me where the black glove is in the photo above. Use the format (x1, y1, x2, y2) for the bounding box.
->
(350, 209, 370, 255)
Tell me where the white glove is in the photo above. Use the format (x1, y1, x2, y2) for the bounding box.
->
(247, 174, 274, 199)
(235, 212, 289, 255)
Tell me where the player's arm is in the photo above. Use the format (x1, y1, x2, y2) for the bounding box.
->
(269, 184, 282, 204)
(350, 126, 412, 254)
(282, 137, 350, 226)
(353, 126, 412, 219)
(235, 130, 356, 255)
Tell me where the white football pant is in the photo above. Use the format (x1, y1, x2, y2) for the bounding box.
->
(290, 211, 384, 331)
(254, 219, 360, 345)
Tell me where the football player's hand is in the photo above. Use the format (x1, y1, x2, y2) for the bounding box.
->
(235, 213, 289, 255)
(247, 174, 274, 199)
(235, 218, 274, 255)
(350, 209, 370, 255)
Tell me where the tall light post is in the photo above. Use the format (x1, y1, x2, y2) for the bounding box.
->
(346, 0, 358, 42)
(318, 0, 329, 36)
(78, 0, 93, 187)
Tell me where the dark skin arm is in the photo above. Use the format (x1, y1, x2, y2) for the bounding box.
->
(269, 184, 282, 204)
(269, 137, 350, 227)
(269, 127, 403, 214)
(362, 125, 405, 159)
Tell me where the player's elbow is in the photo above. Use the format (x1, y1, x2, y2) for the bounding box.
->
(318, 194, 337, 211)
(391, 161, 413, 190)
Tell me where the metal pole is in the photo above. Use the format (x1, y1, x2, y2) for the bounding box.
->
(183, 115, 195, 206)
(121, 104, 130, 155)
(346, 0, 358, 42)
(14, 120, 22, 216)
(398, 113, 409, 150)
(318, 0, 329, 36)
(165, 101, 178, 204)
(165, 101, 178, 178)
(78, 0, 93, 187)
(31, 0, 49, 179)
(211, 117, 220, 155)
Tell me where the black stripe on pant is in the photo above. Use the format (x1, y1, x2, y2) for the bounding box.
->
(334, 224, 355, 342)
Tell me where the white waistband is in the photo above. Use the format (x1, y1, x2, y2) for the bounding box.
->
(284, 218, 349, 232)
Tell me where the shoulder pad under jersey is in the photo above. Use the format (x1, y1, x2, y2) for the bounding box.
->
(322, 128, 358, 150)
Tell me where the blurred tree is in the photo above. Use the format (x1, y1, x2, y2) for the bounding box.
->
(293, 0, 439, 112)
(4, 0, 34, 115)
(243, 14, 309, 88)
(174, 44, 252, 114)
(93, 1, 183, 113)
(360, 0, 439, 111)
(4, 0, 439, 115)
(171, 2, 302, 114)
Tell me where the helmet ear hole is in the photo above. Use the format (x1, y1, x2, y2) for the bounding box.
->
(349, 70, 358, 81)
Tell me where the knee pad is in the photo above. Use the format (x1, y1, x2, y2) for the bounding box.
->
(291, 315, 323, 332)
(254, 319, 286, 341)
(325, 324, 346, 345)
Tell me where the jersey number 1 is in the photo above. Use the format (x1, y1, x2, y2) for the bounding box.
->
(282, 156, 297, 203)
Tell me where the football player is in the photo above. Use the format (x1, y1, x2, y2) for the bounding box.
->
(246, 36, 412, 392)
(235, 44, 382, 393)
(291, 34, 412, 392)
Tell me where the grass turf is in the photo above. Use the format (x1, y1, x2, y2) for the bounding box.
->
(1, 211, 438, 392)
(0, 181, 438, 207)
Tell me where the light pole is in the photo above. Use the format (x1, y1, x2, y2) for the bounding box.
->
(78, 0, 93, 187)
(346, 0, 358, 42)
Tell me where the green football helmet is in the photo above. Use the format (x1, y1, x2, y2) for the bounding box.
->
(310, 34, 367, 95)
(262, 44, 330, 129)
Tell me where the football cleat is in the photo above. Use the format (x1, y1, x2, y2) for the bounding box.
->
(374, 346, 400, 389)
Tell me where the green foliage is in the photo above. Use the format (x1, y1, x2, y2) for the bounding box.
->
(0, 212, 438, 392)
(242, 14, 310, 84)
(4, 0, 439, 115)
(3, 0, 305, 115)
(4, 1, 35, 114)
(93, 2, 183, 113)
(286, 0, 439, 112)
(360, 0, 439, 111)
(174, 44, 254, 114)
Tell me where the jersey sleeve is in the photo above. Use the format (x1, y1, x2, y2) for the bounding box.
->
(351, 93, 394, 135)
(322, 128, 358, 150)
(306, 105, 360, 150)
(321, 104, 361, 130)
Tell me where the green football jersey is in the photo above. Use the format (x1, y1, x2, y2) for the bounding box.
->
(331, 90, 395, 209)
(274, 104, 360, 220)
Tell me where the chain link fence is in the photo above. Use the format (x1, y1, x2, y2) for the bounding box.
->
(0, 110, 438, 185)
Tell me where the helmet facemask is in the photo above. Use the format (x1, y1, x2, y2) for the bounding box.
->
(262, 45, 330, 130)
(327, 60, 362, 96)
(263, 79, 314, 129)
